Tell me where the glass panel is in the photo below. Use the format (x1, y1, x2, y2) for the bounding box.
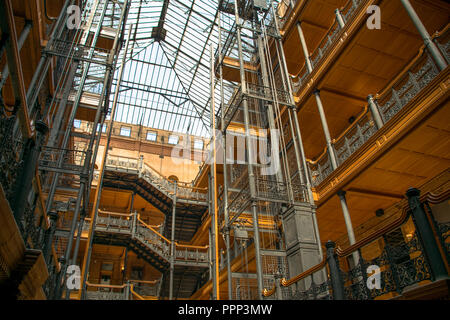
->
(120, 126, 131, 137)
(146, 130, 157, 141)
(168, 134, 179, 145)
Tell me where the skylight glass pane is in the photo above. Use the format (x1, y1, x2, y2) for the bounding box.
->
(194, 139, 204, 150)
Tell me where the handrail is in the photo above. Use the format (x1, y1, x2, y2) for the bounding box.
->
(305, 23, 449, 178)
(281, 258, 327, 287)
(175, 243, 209, 250)
(331, 105, 370, 144)
(130, 284, 145, 300)
(267, 187, 450, 298)
(137, 215, 171, 245)
(262, 286, 276, 297)
(138, 215, 208, 250)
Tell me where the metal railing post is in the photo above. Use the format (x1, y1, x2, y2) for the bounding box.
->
(326, 241, 345, 300)
(400, 0, 447, 71)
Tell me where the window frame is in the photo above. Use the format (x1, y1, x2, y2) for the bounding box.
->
(120, 126, 132, 137)
(146, 130, 158, 142)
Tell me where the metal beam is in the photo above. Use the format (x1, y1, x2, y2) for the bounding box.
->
(0, 0, 32, 139)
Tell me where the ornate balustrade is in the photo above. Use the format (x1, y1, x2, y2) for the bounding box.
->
(333, 111, 378, 167)
(292, 0, 364, 91)
(246, 83, 292, 106)
(129, 280, 159, 298)
(105, 155, 207, 203)
(39, 146, 87, 174)
(308, 27, 449, 188)
(93, 210, 209, 265)
(0, 109, 23, 201)
(85, 282, 129, 300)
(263, 186, 450, 300)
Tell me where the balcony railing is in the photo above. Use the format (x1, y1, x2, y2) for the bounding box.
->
(276, 0, 296, 30)
(105, 155, 207, 203)
(263, 185, 450, 300)
(292, 0, 365, 92)
(39, 146, 88, 175)
(309, 27, 449, 188)
(0, 109, 23, 201)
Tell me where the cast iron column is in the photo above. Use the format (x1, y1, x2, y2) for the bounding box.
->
(406, 188, 448, 281)
(400, 0, 447, 71)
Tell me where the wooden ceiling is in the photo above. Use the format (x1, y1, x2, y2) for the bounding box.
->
(283, 0, 348, 74)
(316, 99, 450, 245)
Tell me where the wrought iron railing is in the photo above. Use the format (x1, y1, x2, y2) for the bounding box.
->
(42, 248, 61, 299)
(276, 0, 296, 30)
(292, 0, 364, 91)
(263, 186, 450, 300)
(105, 155, 207, 202)
(308, 28, 449, 187)
(333, 111, 378, 166)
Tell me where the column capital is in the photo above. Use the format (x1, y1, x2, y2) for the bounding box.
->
(313, 88, 320, 95)
(367, 94, 374, 101)
(337, 190, 346, 199)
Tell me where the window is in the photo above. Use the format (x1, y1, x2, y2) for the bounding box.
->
(120, 126, 131, 137)
(168, 134, 179, 145)
(194, 139, 204, 150)
(97, 124, 107, 133)
(73, 119, 81, 128)
(146, 131, 157, 142)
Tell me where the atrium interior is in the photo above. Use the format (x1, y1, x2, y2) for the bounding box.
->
(0, 0, 449, 300)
